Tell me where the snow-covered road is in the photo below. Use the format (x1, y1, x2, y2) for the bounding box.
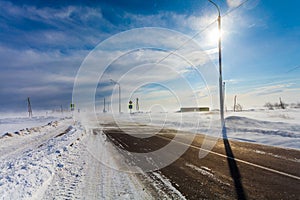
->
(0, 118, 154, 199)
(42, 128, 153, 200)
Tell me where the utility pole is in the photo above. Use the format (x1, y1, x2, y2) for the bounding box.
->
(119, 85, 121, 113)
(234, 95, 237, 112)
(223, 82, 225, 112)
(110, 79, 121, 113)
(209, 0, 224, 127)
(136, 98, 139, 112)
(103, 98, 107, 113)
(27, 97, 32, 118)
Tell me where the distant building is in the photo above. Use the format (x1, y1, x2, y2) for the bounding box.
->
(180, 107, 210, 112)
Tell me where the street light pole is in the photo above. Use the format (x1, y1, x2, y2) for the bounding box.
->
(208, 0, 224, 127)
(118, 83, 121, 113)
(110, 79, 121, 114)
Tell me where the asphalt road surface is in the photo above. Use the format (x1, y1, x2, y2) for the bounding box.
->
(101, 123, 300, 200)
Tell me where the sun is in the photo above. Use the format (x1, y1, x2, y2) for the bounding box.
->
(208, 28, 223, 44)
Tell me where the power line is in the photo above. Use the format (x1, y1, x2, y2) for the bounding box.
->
(156, 0, 251, 65)
(287, 65, 300, 73)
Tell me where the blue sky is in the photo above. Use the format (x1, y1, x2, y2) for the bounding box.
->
(0, 0, 299, 112)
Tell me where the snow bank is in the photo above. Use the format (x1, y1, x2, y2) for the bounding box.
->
(0, 111, 71, 136)
(0, 121, 79, 199)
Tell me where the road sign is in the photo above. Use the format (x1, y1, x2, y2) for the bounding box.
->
(70, 103, 75, 111)
(129, 100, 133, 110)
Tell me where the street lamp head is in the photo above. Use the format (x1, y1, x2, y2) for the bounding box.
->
(110, 79, 119, 85)
(208, 0, 221, 17)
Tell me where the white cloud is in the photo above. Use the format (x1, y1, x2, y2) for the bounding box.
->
(224, 82, 299, 109)
(0, 1, 242, 110)
(0, 1, 104, 25)
(0, 46, 84, 71)
(224, 79, 240, 84)
(250, 83, 294, 96)
(226, 0, 243, 8)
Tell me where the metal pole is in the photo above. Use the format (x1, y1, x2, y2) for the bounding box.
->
(136, 98, 139, 111)
(110, 79, 121, 114)
(208, 0, 224, 127)
(103, 98, 106, 113)
(27, 97, 32, 118)
(119, 84, 121, 113)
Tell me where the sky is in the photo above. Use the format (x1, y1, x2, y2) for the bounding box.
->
(0, 0, 300, 112)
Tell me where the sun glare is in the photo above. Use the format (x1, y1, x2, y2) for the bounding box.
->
(208, 28, 222, 44)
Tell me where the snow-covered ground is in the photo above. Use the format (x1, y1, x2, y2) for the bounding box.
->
(0, 116, 153, 199)
(0, 108, 299, 199)
(0, 111, 69, 136)
(3, 109, 299, 150)
(225, 109, 300, 149)
(111, 108, 300, 150)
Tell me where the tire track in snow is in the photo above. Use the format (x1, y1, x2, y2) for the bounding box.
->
(82, 130, 154, 200)
(42, 138, 85, 200)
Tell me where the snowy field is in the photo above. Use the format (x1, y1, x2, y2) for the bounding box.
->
(225, 109, 300, 149)
(2, 109, 300, 150)
(0, 111, 69, 136)
(112, 108, 300, 150)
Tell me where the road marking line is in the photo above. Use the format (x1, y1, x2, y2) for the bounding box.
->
(156, 135, 300, 181)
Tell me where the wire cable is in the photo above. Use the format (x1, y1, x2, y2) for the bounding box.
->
(156, 0, 252, 65)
